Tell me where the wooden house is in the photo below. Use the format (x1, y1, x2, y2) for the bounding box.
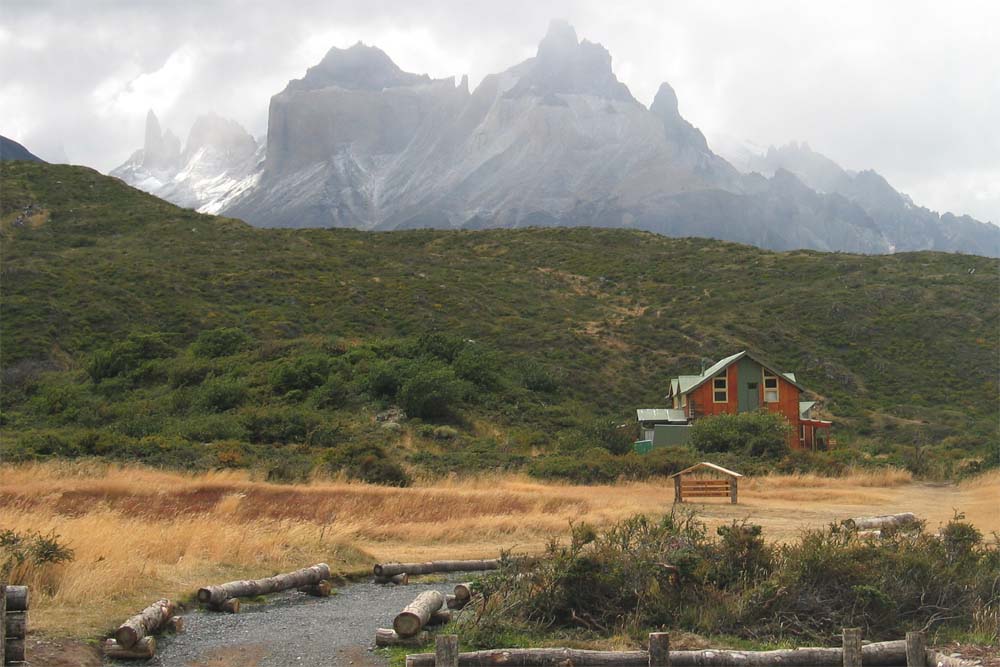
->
(638, 351, 831, 451)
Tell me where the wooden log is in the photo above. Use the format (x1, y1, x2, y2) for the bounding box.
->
(427, 609, 452, 626)
(5, 638, 26, 663)
(403, 641, 909, 667)
(5, 612, 27, 639)
(4, 586, 28, 612)
(210, 598, 240, 614)
(115, 599, 174, 649)
(906, 632, 926, 667)
(374, 573, 410, 585)
(649, 632, 670, 667)
(730, 479, 738, 504)
(297, 580, 332, 597)
(394, 591, 445, 638)
(1, 584, 6, 666)
(674, 476, 683, 503)
(375, 628, 430, 648)
(445, 594, 467, 610)
(374, 559, 500, 578)
(925, 651, 980, 667)
(104, 637, 156, 660)
(436, 635, 459, 667)
(842, 513, 918, 531)
(453, 583, 473, 602)
(843, 628, 862, 667)
(167, 617, 184, 634)
(198, 563, 331, 607)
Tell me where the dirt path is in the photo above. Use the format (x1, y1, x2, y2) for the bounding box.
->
(107, 577, 463, 667)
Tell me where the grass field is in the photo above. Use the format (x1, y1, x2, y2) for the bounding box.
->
(2, 461, 997, 639)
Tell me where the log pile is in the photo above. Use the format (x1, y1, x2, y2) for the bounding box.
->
(842, 512, 919, 531)
(374, 560, 499, 578)
(198, 563, 331, 611)
(105, 598, 180, 661)
(2, 585, 29, 665)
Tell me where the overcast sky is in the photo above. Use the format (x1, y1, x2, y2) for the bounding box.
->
(2, 0, 997, 223)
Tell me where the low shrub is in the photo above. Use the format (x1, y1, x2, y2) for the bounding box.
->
(191, 327, 253, 358)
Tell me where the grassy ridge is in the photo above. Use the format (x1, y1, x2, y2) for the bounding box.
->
(1, 162, 997, 475)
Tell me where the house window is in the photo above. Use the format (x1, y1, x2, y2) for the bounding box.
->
(713, 373, 727, 403)
(763, 372, 779, 403)
(799, 424, 805, 444)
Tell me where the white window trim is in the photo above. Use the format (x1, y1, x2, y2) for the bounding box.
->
(712, 374, 728, 403)
(763, 370, 779, 403)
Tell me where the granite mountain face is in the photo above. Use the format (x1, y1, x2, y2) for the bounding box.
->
(110, 21, 999, 256)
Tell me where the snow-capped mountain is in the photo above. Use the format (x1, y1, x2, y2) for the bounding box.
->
(110, 21, 999, 256)
(111, 111, 262, 214)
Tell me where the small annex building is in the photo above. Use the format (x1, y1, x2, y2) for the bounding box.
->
(636, 350, 832, 451)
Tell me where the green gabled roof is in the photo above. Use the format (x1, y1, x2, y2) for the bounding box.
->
(799, 401, 816, 419)
(668, 350, 807, 396)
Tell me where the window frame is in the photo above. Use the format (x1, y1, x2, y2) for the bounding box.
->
(712, 373, 728, 403)
(763, 370, 779, 403)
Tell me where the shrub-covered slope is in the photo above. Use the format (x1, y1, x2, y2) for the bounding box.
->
(1, 163, 996, 477)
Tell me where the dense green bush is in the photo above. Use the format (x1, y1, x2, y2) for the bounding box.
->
(691, 411, 792, 459)
(399, 364, 464, 419)
(195, 376, 248, 412)
(191, 327, 253, 358)
(453, 345, 502, 389)
(87, 332, 174, 382)
(270, 354, 331, 394)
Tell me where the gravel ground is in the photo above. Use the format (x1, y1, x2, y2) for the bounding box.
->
(107, 575, 470, 667)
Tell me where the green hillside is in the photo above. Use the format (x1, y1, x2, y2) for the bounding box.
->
(1, 162, 997, 479)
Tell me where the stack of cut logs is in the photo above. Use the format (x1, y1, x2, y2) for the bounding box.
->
(2, 585, 29, 666)
(373, 559, 499, 585)
(376, 583, 475, 648)
(104, 599, 182, 660)
(197, 563, 332, 613)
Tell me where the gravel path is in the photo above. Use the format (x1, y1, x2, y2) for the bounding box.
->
(107, 575, 469, 667)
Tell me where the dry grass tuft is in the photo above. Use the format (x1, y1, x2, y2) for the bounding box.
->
(1, 461, 996, 639)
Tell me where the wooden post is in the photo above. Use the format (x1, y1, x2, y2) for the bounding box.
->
(649, 632, 670, 667)
(435, 634, 459, 667)
(906, 632, 926, 667)
(1, 583, 6, 666)
(674, 476, 683, 503)
(843, 628, 862, 667)
(730, 478, 738, 504)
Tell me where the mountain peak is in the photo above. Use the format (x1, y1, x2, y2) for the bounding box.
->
(537, 19, 579, 58)
(504, 21, 635, 103)
(287, 42, 431, 93)
(651, 82, 679, 116)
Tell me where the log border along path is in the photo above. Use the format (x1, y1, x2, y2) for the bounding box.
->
(109, 573, 473, 666)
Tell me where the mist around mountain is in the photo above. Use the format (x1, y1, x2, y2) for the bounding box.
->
(109, 21, 1000, 257)
(1, 135, 46, 163)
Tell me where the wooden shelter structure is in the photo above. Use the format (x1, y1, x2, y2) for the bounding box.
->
(670, 462, 742, 504)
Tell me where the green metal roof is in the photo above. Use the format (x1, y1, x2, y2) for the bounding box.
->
(799, 401, 816, 419)
(668, 350, 807, 396)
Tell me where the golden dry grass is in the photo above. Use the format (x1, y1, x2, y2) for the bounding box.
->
(2, 461, 997, 638)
